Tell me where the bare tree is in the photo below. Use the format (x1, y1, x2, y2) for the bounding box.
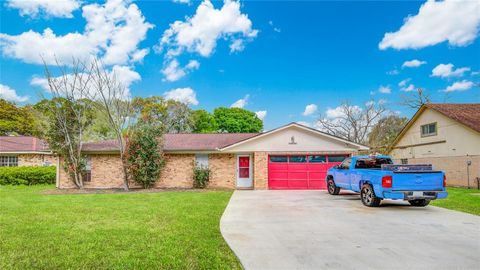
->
(90, 59, 133, 191)
(316, 99, 387, 145)
(40, 59, 95, 188)
(399, 88, 431, 109)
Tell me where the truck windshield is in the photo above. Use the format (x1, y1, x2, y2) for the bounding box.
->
(355, 157, 393, 169)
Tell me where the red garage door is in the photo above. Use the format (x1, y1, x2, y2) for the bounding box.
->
(268, 155, 348, 190)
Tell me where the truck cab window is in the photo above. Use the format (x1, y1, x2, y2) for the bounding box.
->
(355, 157, 393, 169)
(339, 158, 351, 169)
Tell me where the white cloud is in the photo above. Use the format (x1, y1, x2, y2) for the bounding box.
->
(402, 59, 427, 68)
(231, 94, 249, 108)
(472, 71, 480, 76)
(325, 105, 362, 119)
(0, 84, 29, 102)
(444, 80, 474, 92)
(163, 87, 199, 105)
(161, 59, 200, 82)
(255, 110, 267, 121)
(401, 84, 416, 92)
(229, 39, 244, 53)
(30, 65, 140, 99)
(303, 104, 318, 116)
(387, 69, 399, 75)
(268, 20, 281, 33)
(378, 99, 388, 105)
(296, 121, 311, 127)
(158, 0, 257, 80)
(6, 0, 81, 18)
(173, 0, 191, 4)
(398, 78, 411, 87)
(431, 63, 470, 78)
(0, 0, 153, 66)
(378, 85, 391, 94)
(379, 0, 480, 50)
(159, 0, 258, 57)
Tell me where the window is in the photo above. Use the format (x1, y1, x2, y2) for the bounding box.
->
(289, 156, 307, 163)
(308, 155, 327, 163)
(328, 155, 347, 163)
(401, 158, 408, 165)
(83, 156, 92, 182)
(195, 154, 209, 168)
(0, 156, 18, 167)
(339, 158, 351, 169)
(354, 157, 393, 169)
(270, 156, 288, 163)
(421, 122, 437, 137)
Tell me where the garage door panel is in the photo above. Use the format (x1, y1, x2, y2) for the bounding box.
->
(269, 163, 288, 170)
(288, 171, 308, 179)
(309, 172, 326, 180)
(309, 180, 326, 189)
(288, 164, 307, 170)
(288, 180, 309, 189)
(268, 154, 348, 190)
(269, 171, 288, 179)
(269, 180, 289, 189)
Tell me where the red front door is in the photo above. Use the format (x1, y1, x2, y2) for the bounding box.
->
(268, 155, 348, 190)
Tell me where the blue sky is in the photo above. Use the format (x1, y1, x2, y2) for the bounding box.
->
(1, 0, 479, 130)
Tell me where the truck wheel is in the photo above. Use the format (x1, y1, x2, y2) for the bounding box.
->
(360, 184, 381, 207)
(327, 179, 340, 195)
(408, 199, 430, 207)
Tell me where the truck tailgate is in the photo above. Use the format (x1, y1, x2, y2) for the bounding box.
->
(392, 172, 444, 191)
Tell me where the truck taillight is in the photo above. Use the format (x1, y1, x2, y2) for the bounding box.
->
(382, 176, 392, 188)
(443, 174, 446, 187)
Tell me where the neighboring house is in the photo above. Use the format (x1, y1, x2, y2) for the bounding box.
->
(389, 104, 480, 187)
(0, 136, 56, 167)
(58, 123, 368, 189)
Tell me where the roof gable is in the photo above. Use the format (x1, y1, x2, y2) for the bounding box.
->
(388, 103, 480, 152)
(221, 123, 369, 152)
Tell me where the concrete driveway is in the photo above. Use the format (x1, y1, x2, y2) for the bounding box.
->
(220, 190, 480, 270)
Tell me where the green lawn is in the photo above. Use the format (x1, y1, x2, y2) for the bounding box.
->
(431, 187, 480, 216)
(0, 185, 241, 270)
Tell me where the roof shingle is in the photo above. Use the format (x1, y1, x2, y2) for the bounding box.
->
(0, 136, 50, 153)
(426, 103, 480, 133)
(81, 133, 260, 152)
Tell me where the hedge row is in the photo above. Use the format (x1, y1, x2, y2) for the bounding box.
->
(0, 166, 56, 185)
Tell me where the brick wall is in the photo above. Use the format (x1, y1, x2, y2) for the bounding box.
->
(58, 154, 125, 189)
(155, 154, 195, 188)
(393, 155, 480, 188)
(253, 152, 268, 190)
(208, 153, 236, 189)
(18, 154, 56, 166)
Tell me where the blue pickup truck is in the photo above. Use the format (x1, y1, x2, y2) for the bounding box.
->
(326, 155, 448, 207)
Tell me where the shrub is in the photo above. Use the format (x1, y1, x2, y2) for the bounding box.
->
(126, 121, 165, 189)
(193, 166, 211, 189)
(0, 166, 56, 185)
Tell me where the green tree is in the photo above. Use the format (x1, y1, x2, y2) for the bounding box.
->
(368, 115, 409, 154)
(0, 99, 39, 136)
(126, 120, 165, 188)
(192, 109, 218, 133)
(213, 107, 263, 133)
(132, 96, 194, 133)
(36, 97, 94, 188)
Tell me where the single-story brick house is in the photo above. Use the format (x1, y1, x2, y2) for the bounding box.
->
(0, 136, 56, 167)
(58, 123, 368, 190)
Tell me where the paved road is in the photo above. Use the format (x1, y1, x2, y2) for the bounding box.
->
(220, 190, 480, 270)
